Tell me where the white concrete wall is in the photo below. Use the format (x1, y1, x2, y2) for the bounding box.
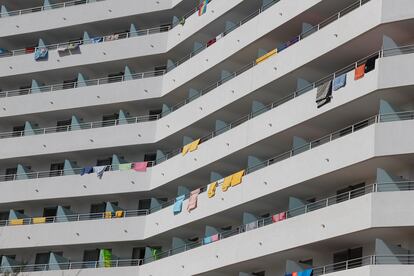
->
(0, 52, 412, 204)
(1, 121, 414, 250)
(0, 0, 181, 37)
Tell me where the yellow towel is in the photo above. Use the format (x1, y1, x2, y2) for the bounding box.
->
(182, 139, 201, 156)
(255, 49, 277, 64)
(10, 219, 24, 226)
(230, 170, 245, 187)
(32, 217, 46, 224)
(221, 175, 233, 192)
(104, 212, 112, 219)
(115, 211, 124, 218)
(207, 182, 217, 198)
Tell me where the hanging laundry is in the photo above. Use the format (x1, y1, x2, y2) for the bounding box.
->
(272, 212, 287, 223)
(179, 17, 186, 26)
(93, 165, 107, 179)
(187, 189, 201, 212)
(32, 217, 46, 224)
(203, 236, 212, 244)
(198, 0, 208, 16)
(80, 166, 93, 176)
(104, 34, 120, 41)
(230, 170, 245, 187)
(151, 248, 159, 260)
(207, 182, 217, 198)
(133, 162, 148, 172)
(182, 139, 201, 155)
(25, 47, 36, 54)
(245, 221, 257, 231)
(354, 64, 365, 80)
(211, 234, 219, 242)
(34, 47, 48, 60)
(216, 33, 224, 41)
(9, 219, 24, 226)
(332, 73, 347, 91)
(316, 80, 333, 108)
(221, 175, 233, 192)
(286, 269, 313, 276)
(119, 163, 132, 171)
(173, 195, 186, 214)
(102, 249, 112, 267)
(365, 54, 379, 73)
(255, 49, 277, 64)
(104, 211, 112, 219)
(207, 38, 216, 47)
(115, 210, 124, 218)
(90, 37, 103, 44)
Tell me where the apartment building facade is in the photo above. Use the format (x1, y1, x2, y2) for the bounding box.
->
(0, 0, 413, 275)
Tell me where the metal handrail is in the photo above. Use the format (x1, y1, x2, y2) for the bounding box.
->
(0, 0, 383, 141)
(0, 0, 104, 18)
(0, 40, 411, 183)
(0, 0, 213, 59)
(1, 183, 413, 271)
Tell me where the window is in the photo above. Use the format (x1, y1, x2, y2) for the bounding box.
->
(148, 109, 162, 121)
(102, 114, 118, 127)
(12, 125, 24, 137)
(62, 79, 77, 90)
(5, 167, 17, 181)
(49, 162, 64, 177)
(160, 23, 172, 32)
(43, 207, 58, 218)
(56, 119, 72, 132)
(144, 153, 157, 162)
(336, 183, 365, 203)
(154, 65, 166, 76)
(82, 249, 100, 268)
(138, 199, 151, 210)
(35, 252, 50, 265)
(252, 272, 265, 276)
(96, 157, 113, 167)
(333, 247, 363, 271)
(132, 247, 145, 260)
(19, 85, 31, 95)
(107, 72, 124, 83)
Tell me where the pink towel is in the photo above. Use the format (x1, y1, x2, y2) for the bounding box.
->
(187, 189, 201, 212)
(133, 162, 148, 172)
(272, 212, 287, 223)
(211, 234, 219, 242)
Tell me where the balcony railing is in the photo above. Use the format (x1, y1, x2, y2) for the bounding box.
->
(0, 0, 215, 59)
(0, 0, 383, 142)
(0, 40, 411, 183)
(0, 0, 363, 98)
(0, 0, 104, 18)
(1, 183, 413, 272)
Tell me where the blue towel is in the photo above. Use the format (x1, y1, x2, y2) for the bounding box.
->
(173, 195, 186, 214)
(80, 166, 93, 176)
(90, 37, 103, 43)
(34, 47, 48, 60)
(299, 269, 313, 276)
(203, 236, 212, 244)
(333, 73, 347, 91)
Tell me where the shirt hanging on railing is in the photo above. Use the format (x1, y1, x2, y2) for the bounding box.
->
(90, 37, 103, 44)
(182, 139, 201, 156)
(354, 64, 365, 80)
(216, 33, 224, 41)
(187, 188, 201, 212)
(198, 0, 208, 16)
(316, 80, 332, 108)
(133, 162, 148, 172)
(285, 269, 313, 276)
(32, 217, 46, 224)
(207, 182, 217, 198)
(211, 234, 219, 242)
(119, 163, 132, 171)
(9, 219, 24, 226)
(203, 236, 212, 244)
(332, 73, 347, 91)
(80, 166, 93, 176)
(221, 175, 233, 192)
(173, 195, 186, 214)
(115, 210, 124, 218)
(34, 47, 48, 61)
(93, 165, 107, 179)
(365, 54, 379, 73)
(230, 170, 245, 187)
(272, 212, 286, 223)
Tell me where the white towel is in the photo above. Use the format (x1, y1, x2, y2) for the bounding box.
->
(93, 166, 107, 179)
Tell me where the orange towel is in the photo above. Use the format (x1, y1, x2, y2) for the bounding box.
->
(255, 49, 277, 64)
(221, 175, 233, 192)
(230, 170, 245, 187)
(182, 139, 201, 155)
(115, 211, 124, 218)
(104, 212, 112, 219)
(354, 64, 365, 80)
(10, 219, 24, 226)
(208, 182, 217, 198)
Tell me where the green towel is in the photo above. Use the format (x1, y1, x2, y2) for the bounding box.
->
(151, 248, 159, 260)
(102, 249, 112, 267)
(118, 163, 132, 171)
